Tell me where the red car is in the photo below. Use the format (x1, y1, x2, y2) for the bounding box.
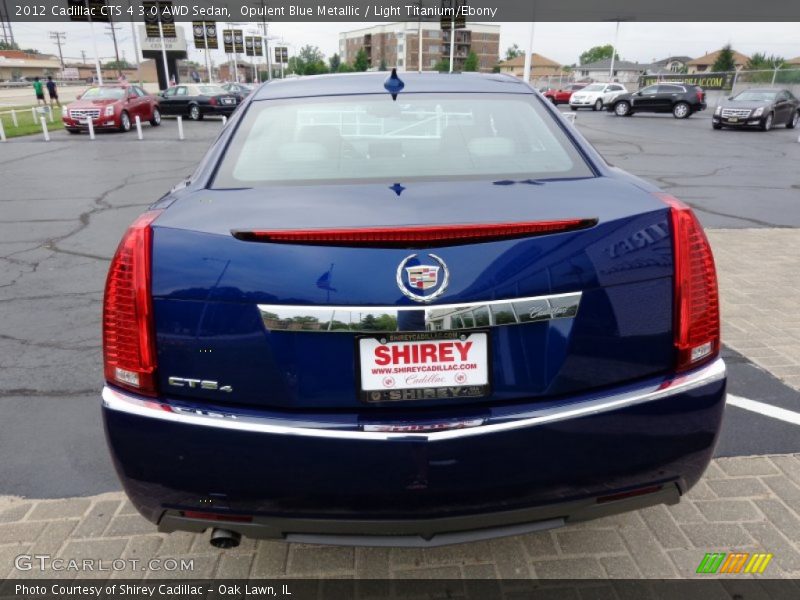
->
(63, 84, 161, 134)
(543, 83, 588, 105)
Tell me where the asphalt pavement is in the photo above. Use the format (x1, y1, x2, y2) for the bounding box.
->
(0, 110, 798, 500)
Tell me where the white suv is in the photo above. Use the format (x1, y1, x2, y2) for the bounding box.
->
(569, 83, 627, 111)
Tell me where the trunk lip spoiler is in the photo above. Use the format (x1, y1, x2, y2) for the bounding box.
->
(257, 291, 582, 333)
(102, 358, 725, 442)
(230, 219, 598, 248)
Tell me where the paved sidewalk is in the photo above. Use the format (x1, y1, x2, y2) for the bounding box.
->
(708, 229, 800, 391)
(1, 454, 799, 580)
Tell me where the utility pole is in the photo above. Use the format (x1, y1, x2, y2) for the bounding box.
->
(0, 0, 15, 47)
(81, 50, 87, 64)
(49, 31, 67, 71)
(106, 21, 123, 77)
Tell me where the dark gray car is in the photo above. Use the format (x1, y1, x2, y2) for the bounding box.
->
(712, 88, 800, 131)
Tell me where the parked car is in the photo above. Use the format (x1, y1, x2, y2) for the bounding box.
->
(158, 84, 241, 120)
(569, 82, 628, 111)
(712, 88, 800, 131)
(543, 83, 587, 105)
(102, 72, 725, 549)
(62, 84, 161, 133)
(221, 82, 254, 102)
(607, 83, 707, 118)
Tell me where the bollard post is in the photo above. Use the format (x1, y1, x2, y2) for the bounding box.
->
(31, 107, 36, 121)
(222, 115, 227, 127)
(0, 118, 6, 142)
(177, 115, 184, 140)
(11, 109, 18, 127)
(135, 115, 143, 140)
(40, 117, 50, 142)
(48, 106, 54, 123)
(87, 116, 95, 140)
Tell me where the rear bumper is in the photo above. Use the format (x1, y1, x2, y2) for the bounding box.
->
(102, 358, 726, 545)
(202, 105, 237, 116)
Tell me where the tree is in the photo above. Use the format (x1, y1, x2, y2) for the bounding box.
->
(328, 53, 341, 73)
(746, 53, 785, 71)
(0, 40, 19, 51)
(352, 48, 369, 72)
(433, 58, 450, 72)
(337, 62, 355, 73)
(105, 59, 131, 70)
(505, 44, 523, 61)
(463, 51, 479, 72)
(711, 45, 736, 72)
(579, 45, 619, 65)
(289, 45, 328, 76)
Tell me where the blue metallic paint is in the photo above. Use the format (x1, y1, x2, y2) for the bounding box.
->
(105, 73, 725, 540)
(103, 369, 725, 522)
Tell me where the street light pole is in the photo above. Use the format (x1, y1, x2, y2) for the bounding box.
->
(88, 15, 103, 84)
(609, 21, 620, 82)
(523, 21, 535, 83)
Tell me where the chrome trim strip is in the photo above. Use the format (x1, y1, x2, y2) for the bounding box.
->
(257, 292, 582, 333)
(102, 358, 725, 442)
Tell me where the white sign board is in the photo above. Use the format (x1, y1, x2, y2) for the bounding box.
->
(138, 25, 187, 52)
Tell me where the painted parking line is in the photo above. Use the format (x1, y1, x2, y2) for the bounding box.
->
(727, 394, 800, 427)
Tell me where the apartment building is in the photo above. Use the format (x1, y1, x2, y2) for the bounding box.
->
(339, 22, 500, 72)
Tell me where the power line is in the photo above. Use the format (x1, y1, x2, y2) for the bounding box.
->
(49, 31, 67, 70)
(0, 0, 14, 46)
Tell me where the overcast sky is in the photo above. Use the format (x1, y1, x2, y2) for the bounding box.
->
(9, 21, 800, 67)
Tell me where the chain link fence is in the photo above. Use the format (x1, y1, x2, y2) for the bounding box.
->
(530, 68, 800, 103)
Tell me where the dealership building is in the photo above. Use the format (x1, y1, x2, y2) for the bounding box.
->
(339, 22, 500, 72)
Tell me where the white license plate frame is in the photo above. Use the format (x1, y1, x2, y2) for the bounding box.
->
(357, 331, 491, 403)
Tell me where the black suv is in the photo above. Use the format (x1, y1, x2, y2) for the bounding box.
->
(607, 83, 707, 119)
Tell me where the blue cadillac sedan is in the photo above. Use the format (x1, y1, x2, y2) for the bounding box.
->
(102, 72, 725, 549)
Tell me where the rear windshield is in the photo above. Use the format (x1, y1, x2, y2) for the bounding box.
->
(212, 93, 593, 187)
(197, 85, 224, 95)
(81, 87, 125, 100)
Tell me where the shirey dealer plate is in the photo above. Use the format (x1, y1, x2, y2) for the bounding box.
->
(358, 331, 490, 403)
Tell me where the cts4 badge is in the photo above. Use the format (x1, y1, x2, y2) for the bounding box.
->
(396, 253, 449, 303)
(167, 377, 233, 393)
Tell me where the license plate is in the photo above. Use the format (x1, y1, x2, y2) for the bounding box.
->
(78, 118, 88, 124)
(358, 331, 490, 403)
(728, 117, 739, 123)
(222, 98, 234, 105)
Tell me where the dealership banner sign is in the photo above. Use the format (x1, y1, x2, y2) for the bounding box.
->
(192, 20, 217, 49)
(244, 36, 263, 57)
(638, 72, 735, 90)
(142, 1, 176, 38)
(222, 28, 244, 53)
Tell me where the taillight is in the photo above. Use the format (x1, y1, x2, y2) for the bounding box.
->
(209, 97, 217, 106)
(696, 88, 704, 102)
(657, 193, 720, 371)
(231, 219, 598, 248)
(103, 210, 162, 396)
